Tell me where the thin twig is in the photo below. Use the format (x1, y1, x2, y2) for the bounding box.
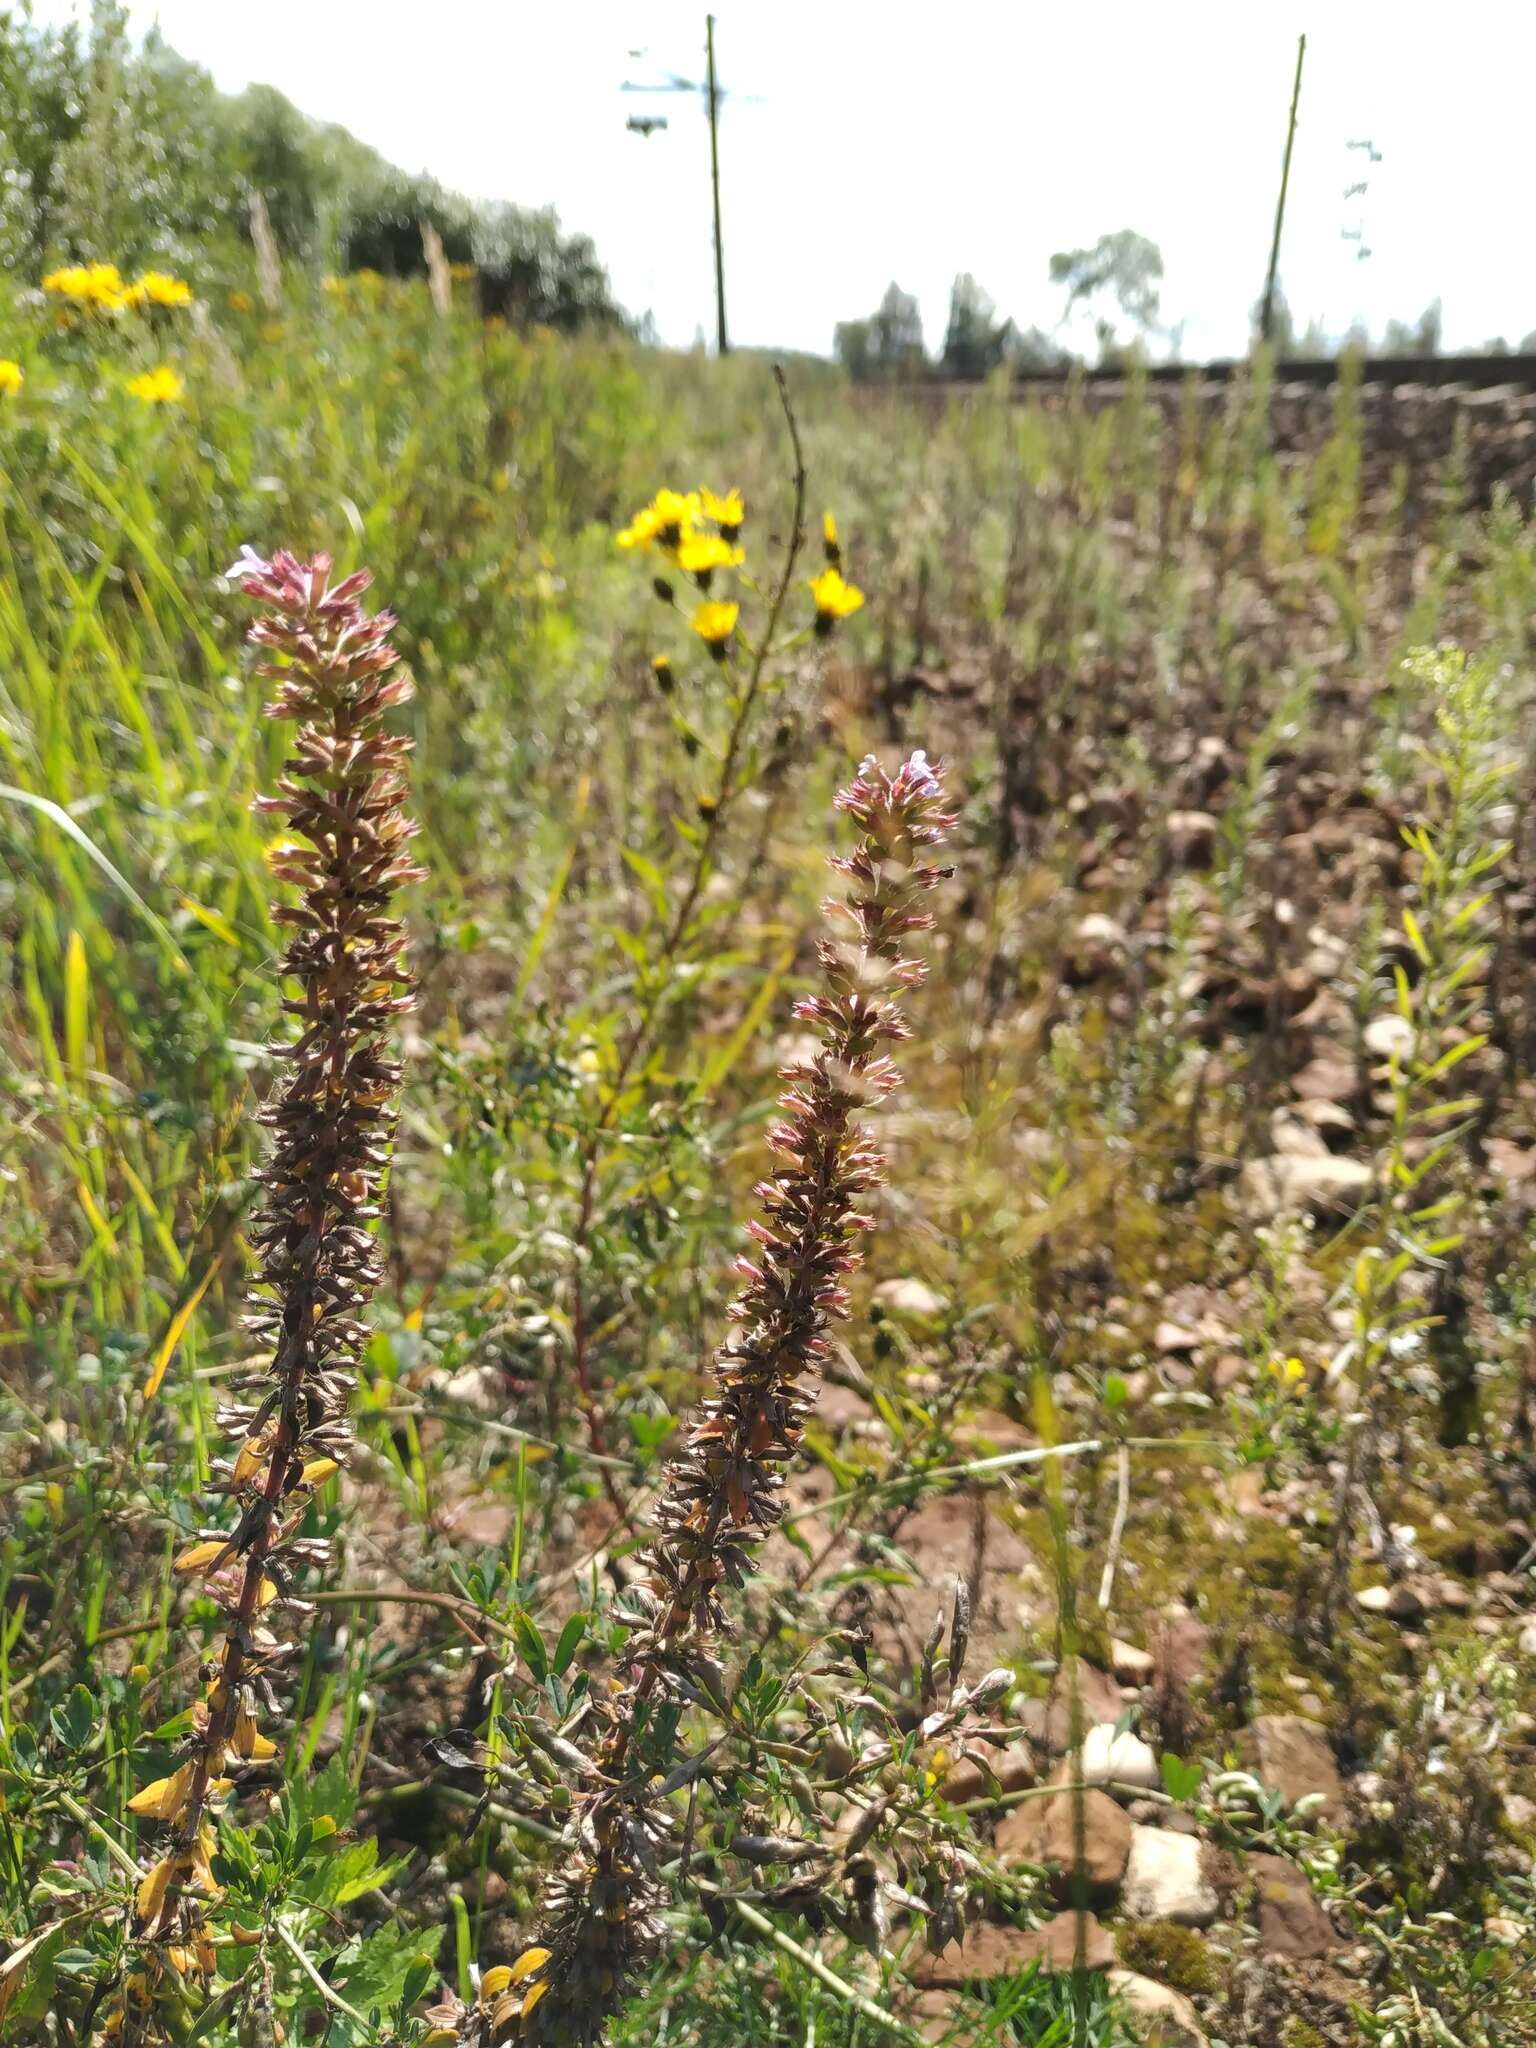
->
(1097, 1442, 1132, 1615)
(783, 1435, 1216, 1530)
(726, 1897, 926, 2044)
(566, 366, 810, 1479)
(274, 1917, 368, 2024)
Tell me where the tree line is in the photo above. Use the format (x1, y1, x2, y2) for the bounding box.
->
(0, 0, 624, 331)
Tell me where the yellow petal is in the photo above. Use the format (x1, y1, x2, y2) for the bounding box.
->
(520, 1978, 551, 2017)
(481, 1966, 514, 1996)
(508, 1946, 551, 1984)
(301, 1457, 339, 1486)
(231, 1437, 268, 1485)
(173, 1540, 228, 1574)
(135, 1855, 174, 1925)
(127, 1763, 194, 1821)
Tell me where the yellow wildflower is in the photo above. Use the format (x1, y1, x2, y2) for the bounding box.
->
(227, 287, 255, 313)
(127, 1762, 196, 1822)
(822, 510, 841, 565)
(0, 360, 21, 396)
(617, 487, 699, 555)
(809, 566, 864, 635)
(691, 599, 739, 657)
(677, 529, 744, 585)
(701, 485, 744, 538)
(1271, 1354, 1306, 1388)
(127, 365, 185, 405)
(42, 261, 130, 310)
(132, 270, 194, 309)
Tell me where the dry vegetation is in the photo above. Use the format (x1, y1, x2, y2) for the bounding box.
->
(4, 259, 1536, 2048)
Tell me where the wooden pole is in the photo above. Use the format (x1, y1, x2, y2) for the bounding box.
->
(706, 14, 728, 354)
(1259, 33, 1306, 346)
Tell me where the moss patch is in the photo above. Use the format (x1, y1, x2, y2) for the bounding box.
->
(1114, 1920, 1221, 1997)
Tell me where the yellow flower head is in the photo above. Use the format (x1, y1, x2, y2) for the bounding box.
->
(677, 529, 744, 585)
(127, 365, 185, 406)
(0, 359, 22, 396)
(43, 261, 132, 310)
(1271, 1354, 1306, 1388)
(227, 287, 255, 313)
(617, 487, 700, 556)
(701, 485, 744, 538)
(809, 566, 864, 634)
(691, 599, 739, 657)
(822, 510, 841, 564)
(133, 270, 194, 309)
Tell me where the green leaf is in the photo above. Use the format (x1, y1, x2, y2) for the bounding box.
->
(1160, 1754, 1203, 1803)
(513, 1610, 549, 1682)
(553, 1612, 587, 1677)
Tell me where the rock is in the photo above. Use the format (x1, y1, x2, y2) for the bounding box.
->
(941, 1738, 1036, 1804)
(1111, 1638, 1155, 1683)
(1166, 810, 1219, 864)
(874, 1277, 946, 1317)
(1249, 1852, 1338, 1958)
(996, 1784, 1132, 1898)
(1121, 1827, 1219, 1926)
(913, 1915, 1111, 1987)
(441, 1361, 509, 1412)
(1359, 1580, 1428, 1621)
(1291, 1055, 1357, 1102)
(1364, 1013, 1414, 1059)
(1107, 1969, 1209, 2047)
(1014, 1910, 1115, 1973)
(894, 1989, 955, 2043)
(1038, 1659, 1128, 1750)
(1071, 913, 1129, 978)
(1485, 1915, 1524, 1945)
(1080, 1724, 1161, 1793)
(1241, 1153, 1372, 1220)
(1295, 1096, 1355, 1135)
(440, 1496, 517, 1546)
(1153, 1609, 1212, 1688)
(1270, 1111, 1330, 1158)
(1238, 1716, 1345, 1824)
(1155, 1320, 1200, 1354)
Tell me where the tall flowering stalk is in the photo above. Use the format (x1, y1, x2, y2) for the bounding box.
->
(445, 754, 955, 2048)
(115, 553, 423, 2031)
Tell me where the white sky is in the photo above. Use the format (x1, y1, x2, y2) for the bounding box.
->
(29, 1, 1533, 358)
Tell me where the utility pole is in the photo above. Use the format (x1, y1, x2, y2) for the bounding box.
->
(1259, 32, 1306, 347)
(622, 19, 758, 354)
(706, 15, 727, 354)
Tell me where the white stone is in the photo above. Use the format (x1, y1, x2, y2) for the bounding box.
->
(1241, 1153, 1372, 1220)
(1364, 1014, 1414, 1059)
(1121, 1826, 1219, 1926)
(1111, 1638, 1155, 1683)
(1078, 1724, 1160, 1792)
(873, 1278, 946, 1317)
(1107, 1970, 1209, 2047)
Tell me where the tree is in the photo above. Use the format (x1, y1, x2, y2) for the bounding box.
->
(870, 282, 926, 374)
(1049, 229, 1164, 353)
(834, 283, 926, 381)
(941, 272, 1009, 380)
(1381, 299, 1442, 357)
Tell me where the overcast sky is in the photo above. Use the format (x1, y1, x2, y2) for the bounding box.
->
(30, 1, 1531, 359)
